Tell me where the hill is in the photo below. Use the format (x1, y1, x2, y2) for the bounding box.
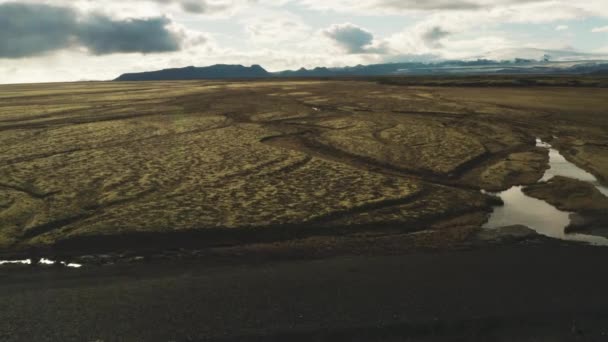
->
(115, 64, 270, 81)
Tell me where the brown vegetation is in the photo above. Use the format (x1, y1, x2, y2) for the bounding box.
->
(0, 78, 607, 256)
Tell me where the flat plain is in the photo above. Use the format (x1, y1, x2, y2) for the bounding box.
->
(3, 78, 608, 341)
(1, 78, 608, 258)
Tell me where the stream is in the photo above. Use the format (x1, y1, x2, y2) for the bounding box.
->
(483, 139, 608, 246)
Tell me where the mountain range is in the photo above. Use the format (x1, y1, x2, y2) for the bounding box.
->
(116, 64, 270, 81)
(116, 50, 608, 81)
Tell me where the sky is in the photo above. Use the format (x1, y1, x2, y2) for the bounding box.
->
(1, 0, 608, 84)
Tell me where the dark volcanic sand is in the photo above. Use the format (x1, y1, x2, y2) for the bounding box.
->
(2, 243, 608, 341)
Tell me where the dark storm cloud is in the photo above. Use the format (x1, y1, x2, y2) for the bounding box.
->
(78, 16, 180, 55)
(0, 3, 77, 58)
(0, 3, 182, 58)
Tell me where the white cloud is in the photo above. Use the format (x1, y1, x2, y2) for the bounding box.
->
(592, 26, 608, 33)
(2, 0, 608, 84)
(295, 0, 607, 18)
(244, 12, 313, 45)
(297, 0, 546, 13)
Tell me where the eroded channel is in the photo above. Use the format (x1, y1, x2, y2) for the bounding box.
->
(484, 139, 608, 246)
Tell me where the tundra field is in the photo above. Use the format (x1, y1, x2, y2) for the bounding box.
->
(1, 78, 608, 259)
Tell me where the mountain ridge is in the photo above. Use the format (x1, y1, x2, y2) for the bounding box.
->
(115, 59, 608, 81)
(116, 64, 270, 81)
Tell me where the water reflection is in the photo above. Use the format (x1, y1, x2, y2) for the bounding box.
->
(483, 139, 608, 246)
(483, 186, 570, 235)
(540, 142, 608, 196)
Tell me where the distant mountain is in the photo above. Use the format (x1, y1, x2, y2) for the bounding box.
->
(275, 63, 429, 77)
(115, 59, 608, 81)
(473, 48, 608, 62)
(115, 64, 270, 81)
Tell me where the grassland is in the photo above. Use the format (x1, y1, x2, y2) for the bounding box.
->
(1, 78, 607, 257)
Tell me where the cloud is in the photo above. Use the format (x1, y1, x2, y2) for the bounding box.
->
(2, 0, 608, 84)
(150, 0, 232, 14)
(381, 53, 441, 63)
(295, 0, 608, 22)
(364, 0, 482, 11)
(297, 0, 553, 14)
(323, 23, 387, 54)
(420, 26, 451, 48)
(386, 19, 459, 56)
(78, 16, 181, 54)
(592, 26, 608, 33)
(245, 14, 312, 44)
(324, 23, 373, 53)
(0, 3, 182, 58)
(178, 0, 209, 13)
(0, 3, 77, 58)
(555, 25, 569, 31)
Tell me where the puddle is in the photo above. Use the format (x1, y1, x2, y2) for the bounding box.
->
(483, 138, 608, 246)
(0, 258, 82, 268)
